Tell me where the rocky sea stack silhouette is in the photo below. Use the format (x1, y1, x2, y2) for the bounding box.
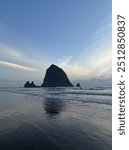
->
(24, 64, 74, 88)
(41, 64, 73, 87)
(24, 81, 36, 88)
(76, 83, 81, 88)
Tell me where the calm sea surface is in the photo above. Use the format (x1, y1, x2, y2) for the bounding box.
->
(0, 87, 112, 150)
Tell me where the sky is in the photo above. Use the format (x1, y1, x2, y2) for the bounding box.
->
(0, 0, 112, 86)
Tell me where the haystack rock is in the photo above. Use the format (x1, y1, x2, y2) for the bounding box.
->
(41, 64, 73, 87)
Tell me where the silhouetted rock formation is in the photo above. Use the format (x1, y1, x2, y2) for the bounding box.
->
(41, 64, 73, 87)
(76, 83, 83, 89)
(76, 83, 81, 87)
(24, 81, 36, 88)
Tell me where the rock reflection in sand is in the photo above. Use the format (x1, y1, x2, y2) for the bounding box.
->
(44, 98, 66, 117)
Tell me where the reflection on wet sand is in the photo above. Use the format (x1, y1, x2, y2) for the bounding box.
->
(44, 98, 66, 117)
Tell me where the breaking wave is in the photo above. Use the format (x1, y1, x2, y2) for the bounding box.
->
(0, 87, 112, 105)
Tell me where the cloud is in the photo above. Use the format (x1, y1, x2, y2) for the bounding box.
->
(91, 23, 111, 39)
(0, 44, 52, 81)
(88, 49, 112, 77)
(0, 44, 51, 69)
(0, 44, 23, 58)
(0, 20, 112, 81)
(56, 47, 112, 80)
(72, 22, 112, 79)
(57, 56, 72, 67)
(63, 64, 89, 79)
(0, 60, 37, 71)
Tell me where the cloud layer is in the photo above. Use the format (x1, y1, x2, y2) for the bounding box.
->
(0, 61, 37, 71)
(0, 21, 111, 81)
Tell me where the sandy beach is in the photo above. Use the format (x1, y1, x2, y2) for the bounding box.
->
(0, 87, 112, 150)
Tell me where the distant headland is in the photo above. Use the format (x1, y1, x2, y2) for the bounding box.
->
(24, 64, 81, 88)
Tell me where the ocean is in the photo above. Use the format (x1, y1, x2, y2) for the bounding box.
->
(0, 87, 112, 150)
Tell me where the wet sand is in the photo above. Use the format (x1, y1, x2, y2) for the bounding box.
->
(0, 89, 112, 150)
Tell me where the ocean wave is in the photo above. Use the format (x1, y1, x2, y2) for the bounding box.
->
(0, 87, 112, 105)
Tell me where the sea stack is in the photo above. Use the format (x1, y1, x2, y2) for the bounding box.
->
(24, 81, 36, 88)
(41, 64, 73, 87)
(76, 83, 81, 88)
